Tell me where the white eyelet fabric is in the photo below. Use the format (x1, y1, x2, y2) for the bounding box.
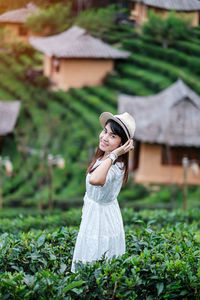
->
(71, 159, 126, 273)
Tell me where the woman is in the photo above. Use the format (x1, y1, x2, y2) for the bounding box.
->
(71, 111, 136, 273)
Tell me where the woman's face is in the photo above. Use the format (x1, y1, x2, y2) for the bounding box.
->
(99, 122, 122, 154)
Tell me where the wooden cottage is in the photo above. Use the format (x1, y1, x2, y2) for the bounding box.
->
(129, 0, 200, 26)
(118, 79, 200, 185)
(0, 101, 21, 151)
(0, 3, 38, 44)
(29, 26, 130, 90)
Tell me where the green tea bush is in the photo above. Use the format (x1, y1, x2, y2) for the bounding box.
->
(172, 40, 200, 57)
(1, 208, 200, 234)
(105, 76, 152, 95)
(116, 64, 172, 92)
(0, 19, 200, 211)
(0, 214, 199, 299)
(85, 86, 117, 106)
(127, 53, 200, 94)
(70, 88, 115, 115)
(123, 39, 200, 75)
(142, 11, 193, 48)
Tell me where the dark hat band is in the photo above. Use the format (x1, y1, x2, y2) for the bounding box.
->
(115, 117, 130, 138)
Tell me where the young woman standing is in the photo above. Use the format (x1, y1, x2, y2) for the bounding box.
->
(71, 111, 136, 273)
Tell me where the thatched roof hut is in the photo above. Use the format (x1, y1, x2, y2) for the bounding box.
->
(130, 0, 200, 26)
(29, 26, 130, 90)
(0, 3, 38, 24)
(119, 79, 200, 147)
(0, 3, 38, 44)
(0, 101, 21, 135)
(131, 0, 200, 11)
(29, 25, 130, 59)
(118, 79, 200, 185)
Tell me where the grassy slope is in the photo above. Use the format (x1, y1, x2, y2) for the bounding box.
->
(0, 24, 200, 208)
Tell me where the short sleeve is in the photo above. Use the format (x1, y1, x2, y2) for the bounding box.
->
(86, 160, 125, 204)
(102, 161, 124, 187)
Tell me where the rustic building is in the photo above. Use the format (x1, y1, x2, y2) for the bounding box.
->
(129, 0, 200, 26)
(0, 101, 21, 151)
(118, 79, 200, 185)
(29, 25, 130, 90)
(0, 3, 38, 44)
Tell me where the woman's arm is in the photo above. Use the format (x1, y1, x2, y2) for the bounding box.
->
(89, 158, 113, 186)
(89, 139, 134, 186)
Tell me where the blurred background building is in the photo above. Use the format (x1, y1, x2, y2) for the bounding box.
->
(0, 3, 39, 44)
(30, 25, 130, 90)
(119, 79, 200, 185)
(129, 0, 200, 26)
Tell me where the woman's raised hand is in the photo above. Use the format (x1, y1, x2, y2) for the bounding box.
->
(112, 139, 134, 157)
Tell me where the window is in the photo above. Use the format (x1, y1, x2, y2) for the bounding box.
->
(52, 58, 60, 72)
(161, 145, 200, 166)
(0, 136, 3, 153)
(131, 3, 136, 10)
(18, 25, 27, 36)
(132, 140, 140, 170)
(153, 7, 164, 14)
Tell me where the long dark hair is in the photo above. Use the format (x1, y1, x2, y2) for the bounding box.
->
(86, 119, 129, 186)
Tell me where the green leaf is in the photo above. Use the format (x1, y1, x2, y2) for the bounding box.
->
(156, 282, 164, 296)
(59, 263, 67, 274)
(146, 296, 153, 300)
(180, 290, 188, 296)
(23, 274, 35, 287)
(37, 233, 46, 247)
(145, 228, 153, 234)
(63, 280, 86, 293)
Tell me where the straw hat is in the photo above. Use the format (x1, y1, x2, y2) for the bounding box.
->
(99, 112, 136, 139)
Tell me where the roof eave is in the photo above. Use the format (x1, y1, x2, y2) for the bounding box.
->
(131, 0, 200, 11)
(135, 136, 200, 147)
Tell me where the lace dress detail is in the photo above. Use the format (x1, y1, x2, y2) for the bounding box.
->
(71, 159, 126, 273)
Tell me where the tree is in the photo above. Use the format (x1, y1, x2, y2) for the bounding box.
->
(75, 4, 118, 37)
(25, 2, 122, 38)
(142, 11, 193, 48)
(25, 2, 74, 35)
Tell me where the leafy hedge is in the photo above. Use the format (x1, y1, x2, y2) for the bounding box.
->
(123, 39, 200, 76)
(0, 209, 200, 299)
(1, 207, 200, 234)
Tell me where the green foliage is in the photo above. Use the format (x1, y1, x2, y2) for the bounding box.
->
(0, 14, 200, 209)
(25, 2, 74, 35)
(0, 35, 35, 60)
(122, 39, 200, 93)
(142, 11, 193, 48)
(105, 75, 152, 95)
(123, 39, 200, 76)
(1, 207, 200, 234)
(116, 63, 172, 92)
(0, 209, 200, 298)
(75, 4, 118, 37)
(119, 179, 149, 202)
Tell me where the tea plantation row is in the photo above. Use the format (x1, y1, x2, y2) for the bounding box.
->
(0, 208, 200, 299)
(0, 24, 200, 208)
(0, 207, 200, 234)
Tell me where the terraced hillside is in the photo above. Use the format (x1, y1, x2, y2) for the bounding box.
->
(0, 52, 118, 208)
(0, 23, 200, 208)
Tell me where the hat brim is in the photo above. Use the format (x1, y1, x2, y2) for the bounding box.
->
(99, 112, 130, 139)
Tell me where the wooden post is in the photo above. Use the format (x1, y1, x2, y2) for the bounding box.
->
(182, 157, 188, 211)
(48, 161, 54, 210)
(0, 159, 2, 209)
(166, 143, 174, 210)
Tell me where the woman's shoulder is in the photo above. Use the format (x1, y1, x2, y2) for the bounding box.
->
(113, 161, 125, 175)
(96, 158, 124, 168)
(115, 160, 124, 167)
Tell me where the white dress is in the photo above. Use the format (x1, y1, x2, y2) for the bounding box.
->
(71, 159, 126, 273)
